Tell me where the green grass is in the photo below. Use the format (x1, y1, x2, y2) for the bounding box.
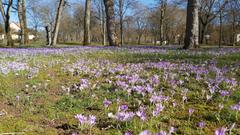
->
(0, 47, 240, 134)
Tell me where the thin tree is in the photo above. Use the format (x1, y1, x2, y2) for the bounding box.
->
(136, 16, 147, 45)
(22, 0, 29, 44)
(218, 9, 223, 48)
(116, 0, 136, 46)
(18, 0, 28, 45)
(118, 0, 123, 46)
(18, 0, 25, 45)
(183, 0, 200, 49)
(158, 0, 167, 46)
(100, 0, 106, 46)
(51, 0, 66, 46)
(83, 0, 91, 46)
(0, 0, 14, 46)
(199, 0, 228, 44)
(103, 0, 119, 46)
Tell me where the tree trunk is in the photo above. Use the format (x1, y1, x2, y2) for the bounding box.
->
(138, 35, 142, 45)
(219, 11, 222, 48)
(45, 25, 51, 46)
(199, 23, 208, 44)
(83, 0, 91, 46)
(103, 0, 119, 46)
(18, 0, 25, 46)
(183, 0, 199, 49)
(0, 0, 14, 46)
(102, 14, 106, 46)
(119, 0, 123, 46)
(22, 0, 29, 44)
(231, 11, 236, 46)
(159, 20, 163, 45)
(34, 25, 38, 41)
(51, 0, 65, 46)
(159, 0, 167, 46)
(99, 0, 106, 46)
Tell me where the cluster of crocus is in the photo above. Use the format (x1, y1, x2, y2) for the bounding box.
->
(231, 102, 240, 111)
(136, 106, 147, 121)
(79, 79, 90, 90)
(3, 46, 240, 134)
(219, 90, 231, 97)
(0, 61, 30, 75)
(75, 114, 96, 126)
(138, 127, 174, 135)
(115, 111, 135, 122)
(150, 93, 169, 103)
(65, 79, 91, 93)
(153, 103, 164, 117)
(62, 49, 239, 134)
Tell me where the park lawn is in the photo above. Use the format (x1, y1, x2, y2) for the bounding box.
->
(0, 46, 239, 135)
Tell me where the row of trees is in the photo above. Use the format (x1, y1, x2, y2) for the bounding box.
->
(184, 0, 240, 48)
(0, 0, 239, 49)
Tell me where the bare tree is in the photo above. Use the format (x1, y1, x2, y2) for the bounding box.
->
(28, 2, 42, 40)
(136, 16, 147, 45)
(103, 0, 119, 46)
(18, 0, 24, 45)
(22, 0, 28, 44)
(158, 0, 168, 45)
(83, 0, 91, 46)
(51, 0, 66, 46)
(18, 0, 28, 45)
(118, 0, 123, 46)
(199, 0, 228, 44)
(133, 4, 148, 45)
(0, 0, 14, 46)
(227, 0, 239, 46)
(73, 4, 85, 42)
(183, 0, 199, 49)
(115, 0, 136, 46)
(94, 0, 106, 45)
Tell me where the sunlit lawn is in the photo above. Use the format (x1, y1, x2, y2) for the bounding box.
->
(0, 46, 239, 135)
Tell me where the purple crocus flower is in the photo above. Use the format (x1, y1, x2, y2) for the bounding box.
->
(154, 131, 167, 135)
(219, 90, 230, 97)
(153, 104, 164, 117)
(169, 127, 175, 134)
(231, 102, 240, 111)
(89, 115, 96, 126)
(115, 112, 135, 122)
(172, 102, 177, 107)
(136, 106, 147, 121)
(75, 114, 87, 124)
(16, 95, 20, 101)
(215, 127, 227, 135)
(188, 108, 194, 116)
(198, 121, 205, 128)
(139, 130, 152, 135)
(103, 99, 112, 108)
(75, 114, 96, 126)
(125, 131, 133, 135)
(118, 104, 128, 112)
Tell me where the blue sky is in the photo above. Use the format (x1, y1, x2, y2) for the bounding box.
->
(9, 0, 156, 27)
(138, 0, 155, 6)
